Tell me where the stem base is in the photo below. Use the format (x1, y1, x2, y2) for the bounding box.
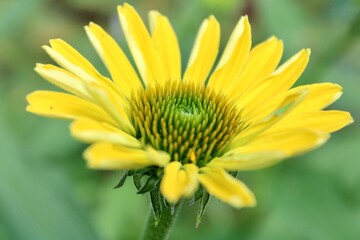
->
(142, 200, 183, 240)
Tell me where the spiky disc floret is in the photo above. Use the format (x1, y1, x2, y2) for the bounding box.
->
(130, 81, 245, 167)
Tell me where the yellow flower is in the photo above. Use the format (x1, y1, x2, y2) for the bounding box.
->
(26, 3, 353, 209)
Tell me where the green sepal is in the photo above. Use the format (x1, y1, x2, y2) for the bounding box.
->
(170, 204, 175, 215)
(156, 167, 164, 178)
(229, 171, 238, 178)
(135, 167, 156, 175)
(196, 190, 210, 228)
(137, 176, 159, 194)
(186, 197, 195, 206)
(194, 187, 204, 202)
(113, 171, 128, 189)
(133, 173, 142, 191)
(149, 188, 162, 226)
(187, 187, 204, 206)
(162, 196, 170, 209)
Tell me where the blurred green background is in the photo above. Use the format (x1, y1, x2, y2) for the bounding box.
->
(0, 0, 359, 239)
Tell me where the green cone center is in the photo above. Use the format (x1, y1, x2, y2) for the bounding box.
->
(130, 81, 244, 167)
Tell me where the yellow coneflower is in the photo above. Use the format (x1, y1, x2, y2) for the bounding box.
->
(27, 3, 352, 216)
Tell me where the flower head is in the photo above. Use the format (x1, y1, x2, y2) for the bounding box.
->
(27, 3, 353, 212)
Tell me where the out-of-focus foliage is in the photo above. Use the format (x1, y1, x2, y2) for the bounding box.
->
(0, 0, 359, 239)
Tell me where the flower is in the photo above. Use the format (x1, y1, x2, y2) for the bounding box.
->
(26, 3, 353, 210)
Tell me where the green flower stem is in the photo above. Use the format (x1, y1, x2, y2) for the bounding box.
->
(142, 200, 184, 240)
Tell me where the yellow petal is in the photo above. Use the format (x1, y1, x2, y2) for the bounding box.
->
(149, 11, 181, 82)
(244, 83, 343, 122)
(268, 110, 354, 134)
(84, 143, 170, 170)
(287, 83, 343, 115)
(228, 36, 283, 102)
(86, 82, 134, 134)
(160, 162, 182, 203)
(236, 49, 310, 112)
(182, 164, 200, 196)
(160, 162, 199, 203)
(230, 89, 307, 148)
(198, 167, 256, 208)
(208, 151, 286, 171)
(118, 4, 167, 86)
(70, 118, 141, 148)
(43, 39, 128, 109)
(183, 15, 220, 85)
(207, 16, 251, 93)
(34, 64, 91, 100)
(26, 91, 114, 124)
(234, 129, 329, 156)
(273, 48, 309, 74)
(85, 22, 143, 97)
(43, 39, 114, 87)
